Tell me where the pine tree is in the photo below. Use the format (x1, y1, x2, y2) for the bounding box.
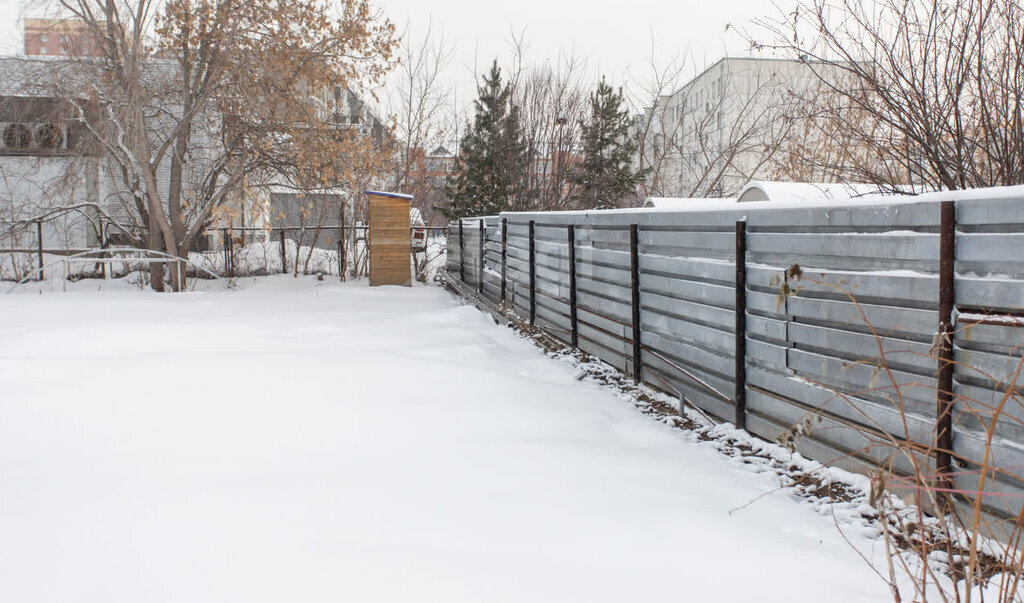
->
(441, 61, 526, 219)
(574, 78, 646, 209)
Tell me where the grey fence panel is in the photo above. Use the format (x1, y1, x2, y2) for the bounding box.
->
(743, 411, 883, 478)
(751, 231, 940, 262)
(749, 268, 939, 307)
(747, 366, 934, 444)
(788, 322, 936, 373)
(787, 348, 937, 413)
(957, 322, 1024, 350)
(578, 262, 633, 288)
(576, 305, 631, 342)
(642, 330, 735, 384)
(641, 276, 735, 310)
(746, 313, 789, 342)
(746, 290, 789, 319)
(640, 254, 735, 284)
(955, 346, 1024, 388)
(956, 277, 1024, 311)
(641, 312, 735, 357)
(639, 230, 735, 258)
(952, 471, 1024, 523)
(575, 277, 634, 315)
(748, 200, 940, 230)
(643, 357, 735, 421)
(746, 338, 789, 372)
(785, 297, 938, 340)
(952, 381, 1024, 448)
(745, 388, 929, 478)
(641, 290, 735, 331)
(576, 246, 631, 269)
(957, 193, 1024, 225)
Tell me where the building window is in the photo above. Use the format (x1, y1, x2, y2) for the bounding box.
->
(3, 123, 31, 149)
(39, 46, 47, 55)
(36, 123, 64, 149)
(39, 34, 48, 43)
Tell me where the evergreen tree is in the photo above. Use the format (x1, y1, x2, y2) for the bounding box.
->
(441, 61, 526, 219)
(574, 78, 646, 209)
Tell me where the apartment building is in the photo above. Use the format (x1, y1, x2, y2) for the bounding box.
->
(638, 57, 834, 198)
(24, 18, 99, 57)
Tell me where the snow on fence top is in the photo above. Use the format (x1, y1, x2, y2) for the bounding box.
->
(642, 197, 736, 209)
(639, 180, 932, 211)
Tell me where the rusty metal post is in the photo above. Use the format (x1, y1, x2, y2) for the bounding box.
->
(459, 219, 465, 283)
(222, 230, 231, 277)
(500, 218, 508, 303)
(340, 213, 347, 281)
(630, 224, 642, 384)
(478, 218, 485, 295)
(735, 220, 748, 430)
(36, 220, 44, 281)
(279, 229, 286, 274)
(342, 237, 350, 280)
(936, 201, 957, 489)
(529, 220, 536, 325)
(224, 231, 232, 278)
(568, 224, 578, 349)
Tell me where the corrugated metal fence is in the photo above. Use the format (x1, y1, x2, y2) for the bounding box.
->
(446, 189, 1024, 522)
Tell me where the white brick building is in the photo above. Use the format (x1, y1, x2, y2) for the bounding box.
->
(638, 57, 836, 198)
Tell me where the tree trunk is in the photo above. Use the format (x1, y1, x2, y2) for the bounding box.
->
(148, 211, 165, 292)
(168, 126, 190, 291)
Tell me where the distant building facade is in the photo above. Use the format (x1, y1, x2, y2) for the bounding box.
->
(638, 57, 838, 198)
(24, 19, 100, 57)
(404, 145, 456, 226)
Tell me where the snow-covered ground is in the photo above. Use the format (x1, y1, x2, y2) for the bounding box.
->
(0, 276, 891, 602)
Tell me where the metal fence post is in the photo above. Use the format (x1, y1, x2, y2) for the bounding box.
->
(528, 220, 536, 325)
(735, 220, 748, 430)
(630, 224, 642, 384)
(340, 213, 346, 281)
(279, 229, 286, 274)
(228, 231, 235, 278)
(568, 224, 578, 348)
(36, 220, 44, 281)
(459, 219, 465, 282)
(342, 237, 350, 280)
(936, 200, 957, 492)
(500, 218, 508, 303)
(222, 229, 230, 277)
(478, 218, 485, 295)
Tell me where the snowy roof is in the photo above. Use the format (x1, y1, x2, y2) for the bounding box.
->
(365, 190, 414, 200)
(736, 180, 909, 203)
(643, 197, 736, 209)
(266, 184, 350, 197)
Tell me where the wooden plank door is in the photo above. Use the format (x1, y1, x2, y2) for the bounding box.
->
(368, 194, 412, 287)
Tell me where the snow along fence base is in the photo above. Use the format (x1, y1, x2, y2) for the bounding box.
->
(446, 187, 1024, 535)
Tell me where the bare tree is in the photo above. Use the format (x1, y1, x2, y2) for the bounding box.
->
(41, 0, 396, 290)
(512, 50, 591, 211)
(627, 45, 690, 200)
(752, 0, 1024, 190)
(388, 20, 455, 187)
(385, 20, 457, 227)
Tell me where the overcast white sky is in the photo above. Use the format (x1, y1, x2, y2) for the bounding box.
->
(0, 0, 782, 106)
(380, 0, 776, 101)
